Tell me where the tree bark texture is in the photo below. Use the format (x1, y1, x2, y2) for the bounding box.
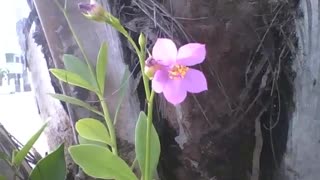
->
(277, 0, 320, 180)
(141, 0, 296, 179)
(26, 22, 76, 173)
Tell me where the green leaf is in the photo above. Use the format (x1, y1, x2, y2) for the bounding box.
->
(113, 69, 129, 125)
(78, 135, 107, 147)
(13, 123, 47, 166)
(50, 69, 97, 93)
(76, 118, 111, 146)
(135, 111, 160, 179)
(96, 42, 108, 94)
(0, 175, 6, 180)
(29, 144, 66, 180)
(49, 93, 103, 117)
(63, 54, 97, 89)
(69, 144, 138, 180)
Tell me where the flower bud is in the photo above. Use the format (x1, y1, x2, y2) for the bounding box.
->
(138, 33, 146, 49)
(78, 1, 106, 22)
(145, 66, 158, 80)
(144, 57, 162, 80)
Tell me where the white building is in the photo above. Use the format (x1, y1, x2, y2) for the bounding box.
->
(0, 53, 27, 93)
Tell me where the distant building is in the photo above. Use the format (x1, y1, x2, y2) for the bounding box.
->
(0, 53, 30, 93)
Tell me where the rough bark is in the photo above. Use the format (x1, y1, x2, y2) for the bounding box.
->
(26, 22, 76, 173)
(133, 0, 295, 179)
(278, 0, 320, 180)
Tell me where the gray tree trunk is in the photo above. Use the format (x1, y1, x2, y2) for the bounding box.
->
(277, 0, 320, 180)
(26, 22, 75, 171)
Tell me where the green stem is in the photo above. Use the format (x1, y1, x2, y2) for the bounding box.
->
(98, 94, 118, 155)
(144, 90, 155, 180)
(56, 1, 117, 154)
(55, 0, 97, 84)
(130, 157, 137, 170)
(110, 24, 151, 100)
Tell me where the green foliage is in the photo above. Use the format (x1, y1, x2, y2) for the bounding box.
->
(69, 145, 138, 180)
(135, 112, 161, 179)
(0, 68, 9, 77)
(78, 135, 107, 147)
(51, 2, 161, 180)
(96, 42, 108, 95)
(63, 54, 98, 89)
(12, 123, 47, 167)
(76, 118, 112, 146)
(48, 93, 103, 116)
(29, 144, 66, 180)
(0, 175, 6, 180)
(50, 69, 98, 93)
(113, 69, 129, 125)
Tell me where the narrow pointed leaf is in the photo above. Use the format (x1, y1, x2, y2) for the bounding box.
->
(49, 93, 103, 117)
(13, 123, 47, 166)
(63, 54, 97, 88)
(96, 42, 108, 94)
(135, 111, 161, 179)
(69, 144, 138, 180)
(50, 69, 97, 92)
(29, 144, 66, 180)
(113, 69, 129, 125)
(76, 118, 111, 145)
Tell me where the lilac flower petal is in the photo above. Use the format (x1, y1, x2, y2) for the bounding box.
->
(163, 79, 187, 105)
(182, 68, 208, 93)
(78, 3, 95, 13)
(176, 43, 206, 66)
(152, 38, 177, 66)
(152, 70, 169, 93)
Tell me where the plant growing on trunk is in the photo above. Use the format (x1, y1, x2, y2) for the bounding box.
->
(49, 0, 208, 179)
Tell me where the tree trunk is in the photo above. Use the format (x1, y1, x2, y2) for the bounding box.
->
(26, 22, 76, 173)
(277, 0, 320, 180)
(23, 0, 302, 179)
(149, 0, 296, 179)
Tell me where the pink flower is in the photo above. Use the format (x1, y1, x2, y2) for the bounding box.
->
(150, 38, 208, 105)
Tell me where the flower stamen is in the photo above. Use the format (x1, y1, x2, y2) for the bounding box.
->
(169, 64, 189, 79)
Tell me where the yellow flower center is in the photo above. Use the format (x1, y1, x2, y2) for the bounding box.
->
(169, 64, 189, 80)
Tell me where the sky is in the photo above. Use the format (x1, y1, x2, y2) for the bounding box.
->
(0, 0, 29, 59)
